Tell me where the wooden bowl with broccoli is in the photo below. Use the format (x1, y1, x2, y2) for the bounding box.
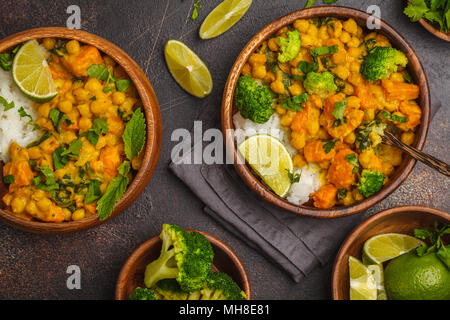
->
(221, 6, 430, 218)
(115, 224, 251, 300)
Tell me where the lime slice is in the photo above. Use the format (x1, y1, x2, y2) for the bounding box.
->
(164, 40, 212, 98)
(12, 39, 57, 102)
(238, 134, 293, 197)
(363, 233, 424, 265)
(199, 0, 253, 40)
(349, 256, 377, 300)
(367, 264, 387, 300)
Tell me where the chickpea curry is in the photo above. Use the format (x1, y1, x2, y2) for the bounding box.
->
(236, 17, 422, 209)
(1, 38, 146, 222)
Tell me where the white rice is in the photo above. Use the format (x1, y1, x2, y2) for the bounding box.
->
(233, 111, 324, 205)
(0, 69, 40, 163)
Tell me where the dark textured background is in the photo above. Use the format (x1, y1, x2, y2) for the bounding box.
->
(0, 0, 448, 300)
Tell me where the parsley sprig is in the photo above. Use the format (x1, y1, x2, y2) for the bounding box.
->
(414, 222, 450, 268)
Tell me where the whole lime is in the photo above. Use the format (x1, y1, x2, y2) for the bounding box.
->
(384, 251, 450, 300)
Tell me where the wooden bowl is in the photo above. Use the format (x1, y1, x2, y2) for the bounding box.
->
(407, 0, 450, 42)
(0, 27, 162, 233)
(115, 230, 251, 300)
(332, 206, 450, 300)
(222, 6, 431, 218)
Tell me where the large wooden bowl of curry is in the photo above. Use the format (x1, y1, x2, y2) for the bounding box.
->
(221, 6, 430, 219)
(0, 27, 162, 234)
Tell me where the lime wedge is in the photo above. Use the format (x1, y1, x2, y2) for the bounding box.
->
(367, 264, 387, 300)
(238, 134, 293, 197)
(164, 40, 212, 98)
(362, 233, 423, 265)
(349, 256, 377, 300)
(12, 40, 57, 102)
(199, 0, 253, 40)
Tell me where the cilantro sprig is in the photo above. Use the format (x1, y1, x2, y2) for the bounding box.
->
(381, 111, 407, 124)
(322, 138, 338, 154)
(279, 93, 308, 112)
(404, 0, 450, 32)
(286, 169, 302, 184)
(332, 99, 348, 127)
(0, 95, 15, 111)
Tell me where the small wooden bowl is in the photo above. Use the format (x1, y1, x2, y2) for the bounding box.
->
(222, 6, 431, 218)
(115, 230, 251, 300)
(0, 28, 162, 233)
(332, 206, 450, 300)
(408, 0, 450, 42)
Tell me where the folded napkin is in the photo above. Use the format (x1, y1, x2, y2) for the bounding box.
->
(170, 90, 441, 282)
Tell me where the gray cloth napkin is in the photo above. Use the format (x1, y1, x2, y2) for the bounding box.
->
(169, 89, 441, 282)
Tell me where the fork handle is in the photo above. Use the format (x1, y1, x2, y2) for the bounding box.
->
(386, 135, 450, 177)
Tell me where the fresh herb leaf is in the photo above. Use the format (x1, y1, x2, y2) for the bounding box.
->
(345, 153, 360, 174)
(60, 139, 82, 158)
(0, 53, 11, 71)
(280, 93, 308, 112)
(332, 99, 347, 121)
(3, 174, 15, 184)
(115, 79, 132, 92)
(87, 64, 110, 81)
(360, 38, 377, 52)
(96, 161, 131, 220)
(0, 95, 15, 111)
(49, 109, 61, 129)
(403, 73, 413, 83)
(310, 45, 339, 56)
(322, 138, 338, 154)
(337, 188, 347, 201)
(123, 108, 146, 160)
(381, 110, 407, 123)
(286, 169, 301, 184)
(53, 147, 69, 170)
(404, 0, 430, 22)
(191, 0, 202, 20)
(413, 223, 449, 265)
(32, 166, 59, 191)
(298, 60, 318, 74)
(27, 132, 51, 148)
(85, 180, 102, 204)
(103, 86, 115, 93)
(424, 10, 445, 30)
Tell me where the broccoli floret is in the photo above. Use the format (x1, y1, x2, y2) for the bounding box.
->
(234, 75, 274, 124)
(276, 30, 301, 63)
(200, 272, 247, 300)
(357, 169, 385, 198)
(144, 224, 214, 292)
(154, 279, 189, 300)
(303, 71, 337, 96)
(129, 287, 159, 300)
(360, 46, 408, 82)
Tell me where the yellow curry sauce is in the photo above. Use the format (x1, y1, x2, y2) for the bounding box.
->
(242, 18, 422, 209)
(2, 39, 143, 222)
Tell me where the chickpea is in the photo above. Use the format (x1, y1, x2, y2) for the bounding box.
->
(58, 100, 73, 114)
(28, 146, 41, 159)
(364, 108, 375, 122)
(342, 82, 354, 95)
(307, 24, 318, 37)
(11, 197, 26, 213)
(343, 19, 358, 35)
(85, 78, 103, 93)
(72, 209, 86, 221)
(79, 117, 93, 131)
(26, 201, 39, 216)
(401, 131, 415, 146)
(267, 38, 279, 51)
(349, 61, 361, 73)
(280, 113, 294, 127)
(352, 189, 364, 201)
(390, 72, 404, 82)
(294, 19, 309, 33)
(63, 209, 72, 221)
(300, 34, 314, 47)
(334, 65, 350, 80)
(348, 72, 364, 87)
(42, 38, 56, 50)
(347, 36, 361, 48)
(339, 31, 351, 43)
(112, 91, 126, 105)
(317, 128, 329, 140)
(382, 162, 394, 177)
(121, 97, 137, 112)
(347, 47, 361, 58)
(276, 105, 286, 115)
(344, 132, 356, 144)
(328, 20, 342, 38)
(293, 153, 306, 168)
(73, 88, 90, 102)
(288, 82, 304, 96)
(332, 51, 346, 65)
(38, 103, 51, 118)
(77, 103, 92, 118)
(290, 131, 306, 150)
(252, 65, 267, 79)
(90, 98, 112, 115)
(95, 136, 107, 150)
(318, 26, 329, 40)
(66, 40, 81, 55)
(105, 133, 119, 146)
(346, 96, 361, 109)
(37, 198, 52, 212)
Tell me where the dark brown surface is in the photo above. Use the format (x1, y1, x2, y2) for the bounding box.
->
(0, 0, 448, 300)
(222, 6, 430, 218)
(115, 230, 251, 300)
(331, 206, 450, 300)
(0, 28, 163, 233)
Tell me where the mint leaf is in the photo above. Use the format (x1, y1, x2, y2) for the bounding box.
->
(52, 147, 69, 170)
(280, 93, 308, 112)
(381, 111, 407, 123)
(3, 174, 15, 184)
(85, 180, 102, 204)
(286, 169, 301, 184)
(60, 139, 82, 158)
(322, 138, 338, 154)
(123, 108, 146, 160)
(332, 99, 347, 121)
(115, 79, 132, 92)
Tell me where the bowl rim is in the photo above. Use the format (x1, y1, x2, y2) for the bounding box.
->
(221, 6, 431, 219)
(331, 205, 450, 300)
(115, 229, 252, 300)
(0, 27, 162, 233)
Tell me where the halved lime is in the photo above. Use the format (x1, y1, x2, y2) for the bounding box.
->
(362, 233, 424, 265)
(367, 264, 387, 300)
(199, 0, 253, 40)
(12, 40, 57, 102)
(238, 134, 293, 198)
(349, 256, 377, 300)
(164, 40, 212, 98)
